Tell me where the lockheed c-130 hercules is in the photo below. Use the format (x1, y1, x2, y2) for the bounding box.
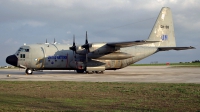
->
(6, 7, 195, 74)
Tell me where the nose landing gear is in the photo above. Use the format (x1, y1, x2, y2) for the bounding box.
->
(26, 68, 33, 75)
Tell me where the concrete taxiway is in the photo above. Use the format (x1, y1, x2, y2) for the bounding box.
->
(0, 66, 200, 83)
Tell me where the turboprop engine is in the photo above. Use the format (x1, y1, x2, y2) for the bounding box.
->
(69, 31, 121, 73)
(76, 43, 118, 55)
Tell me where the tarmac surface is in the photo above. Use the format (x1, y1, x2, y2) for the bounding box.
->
(0, 66, 200, 83)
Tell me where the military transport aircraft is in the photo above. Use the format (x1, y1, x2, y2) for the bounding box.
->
(6, 7, 195, 74)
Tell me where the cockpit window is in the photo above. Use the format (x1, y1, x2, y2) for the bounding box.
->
(18, 48, 22, 51)
(25, 49, 29, 52)
(18, 48, 29, 52)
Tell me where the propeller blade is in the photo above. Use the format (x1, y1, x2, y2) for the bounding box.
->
(73, 35, 76, 59)
(69, 35, 77, 61)
(73, 35, 75, 46)
(85, 50, 88, 63)
(69, 35, 76, 51)
(82, 31, 90, 50)
(85, 31, 88, 44)
(85, 31, 89, 63)
(78, 31, 91, 65)
(73, 50, 76, 60)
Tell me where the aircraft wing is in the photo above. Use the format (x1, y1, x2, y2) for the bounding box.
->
(158, 46, 195, 51)
(107, 40, 159, 47)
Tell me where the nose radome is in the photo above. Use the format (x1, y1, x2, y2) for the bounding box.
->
(6, 55, 18, 66)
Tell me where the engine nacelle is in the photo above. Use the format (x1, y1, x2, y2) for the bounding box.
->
(88, 52, 133, 60)
(76, 43, 118, 55)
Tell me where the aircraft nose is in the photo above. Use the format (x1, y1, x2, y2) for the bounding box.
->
(6, 55, 18, 66)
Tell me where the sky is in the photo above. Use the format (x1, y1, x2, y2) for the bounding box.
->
(0, 0, 199, 66)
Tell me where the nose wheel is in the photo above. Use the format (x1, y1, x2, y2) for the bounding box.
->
(26, 68, 33, 75)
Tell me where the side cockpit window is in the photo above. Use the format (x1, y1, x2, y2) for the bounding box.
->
(20, 54, 25, 58)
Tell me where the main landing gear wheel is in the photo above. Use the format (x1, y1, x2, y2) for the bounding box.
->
(85, 71, 94, 74)
(76, 69, 85, 73)
(26, 68, 33, 75)
(85, 71, 104, 74)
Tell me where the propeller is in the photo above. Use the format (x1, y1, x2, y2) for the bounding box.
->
(81, 31, 90, 63)
(69, 35, 77, 60)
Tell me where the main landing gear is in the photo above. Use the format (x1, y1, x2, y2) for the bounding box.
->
(76, 69, 85, 73)
(85, 71, 104, 74)
(25, 68, 33, 75)
(76, 69, 104, 74)
(76, 70, 104, 74)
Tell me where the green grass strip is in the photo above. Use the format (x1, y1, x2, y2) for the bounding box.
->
(0, 81, 199, 111)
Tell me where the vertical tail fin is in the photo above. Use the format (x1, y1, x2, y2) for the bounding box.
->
(148, 7, 176, 47)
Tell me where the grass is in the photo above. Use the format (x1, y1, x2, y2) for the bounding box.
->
(0, 81, 200, 111)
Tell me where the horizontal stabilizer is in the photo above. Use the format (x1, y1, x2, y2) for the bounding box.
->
(107, 40, 159, 47)
(158, 46, 195, 51)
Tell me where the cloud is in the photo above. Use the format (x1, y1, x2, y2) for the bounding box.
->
(4, 38, 13, 44)
(62, 39, 71, 45)
(22, 21, 46, 27)
(175, 12, 200, 31)
(67, 31, 71, 34)
(4, 38, 19, 44)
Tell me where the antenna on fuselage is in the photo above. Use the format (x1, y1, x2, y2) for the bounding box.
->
(54, 38, 57, 44)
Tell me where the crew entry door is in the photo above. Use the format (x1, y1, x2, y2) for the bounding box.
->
(31, 47, 45, 69)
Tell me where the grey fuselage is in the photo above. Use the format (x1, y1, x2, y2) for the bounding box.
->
(15, 43, 157, 70)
